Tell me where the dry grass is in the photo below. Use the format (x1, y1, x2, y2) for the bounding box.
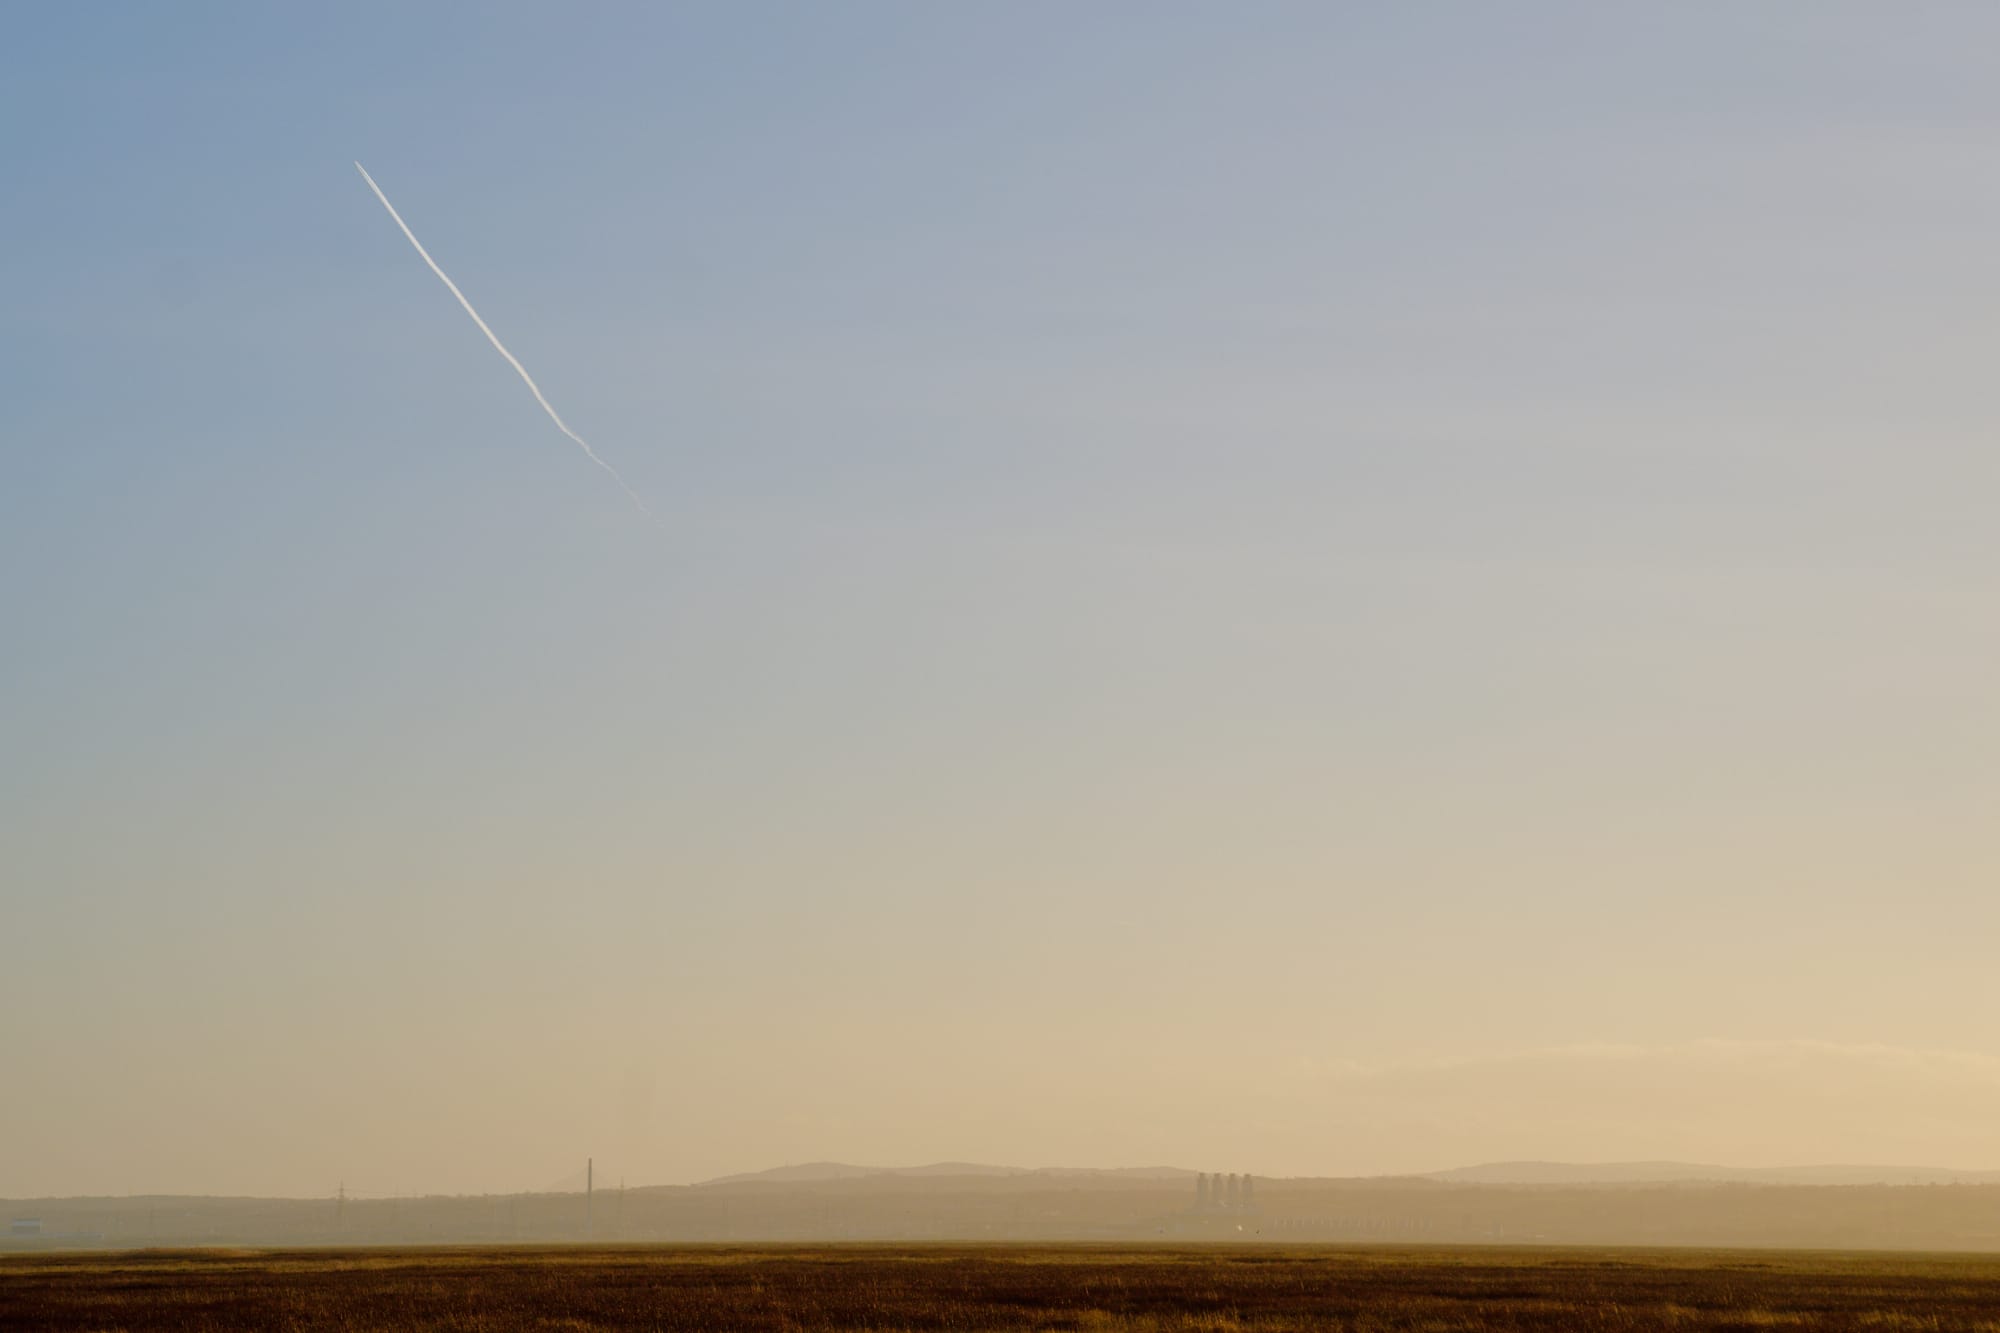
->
(8, 1244, 2000, 1331)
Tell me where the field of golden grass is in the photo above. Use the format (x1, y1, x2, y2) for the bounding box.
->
(8, 1244, 2000, 1330)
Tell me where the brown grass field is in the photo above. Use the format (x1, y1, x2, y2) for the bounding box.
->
(9, 1244, 2000, 1331)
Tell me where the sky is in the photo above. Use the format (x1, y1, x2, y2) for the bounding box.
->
(4, 2, 2000, 1199)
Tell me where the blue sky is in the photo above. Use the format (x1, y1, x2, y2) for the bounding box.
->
(6, 4, 2000, 1196)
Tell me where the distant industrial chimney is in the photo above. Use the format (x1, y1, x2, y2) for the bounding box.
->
(1196, 1173, 1209, 1208)
(1225, 1173, 1239, 1207)
(1242, 1174, 1255, 1207)
(586, 1158, 593, 1241)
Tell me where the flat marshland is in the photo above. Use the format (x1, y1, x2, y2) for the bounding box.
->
(9, 1244, 2000, 1331)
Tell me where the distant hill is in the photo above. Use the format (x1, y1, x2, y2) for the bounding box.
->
(698, 1162, 1196, 1187)
(1427, 1161, 2000, 1187)
(698, 1160, 2000, 1189)
(20, 1163, 2000, 1249)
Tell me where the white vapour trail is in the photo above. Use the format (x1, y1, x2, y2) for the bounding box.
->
(353, 162, 655, 522)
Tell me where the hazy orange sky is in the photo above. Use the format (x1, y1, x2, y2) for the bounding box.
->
(6, 4, 2000, 1197)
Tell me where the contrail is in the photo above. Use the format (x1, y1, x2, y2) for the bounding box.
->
(353, 161, 655, 522)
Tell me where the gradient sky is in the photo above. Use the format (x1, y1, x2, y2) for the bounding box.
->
(6, 3, 2000, 1199)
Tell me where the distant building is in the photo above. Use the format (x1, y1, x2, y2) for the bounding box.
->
(1189, 1174, 1258, 1215)
(9, 1219, 41, 1237)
